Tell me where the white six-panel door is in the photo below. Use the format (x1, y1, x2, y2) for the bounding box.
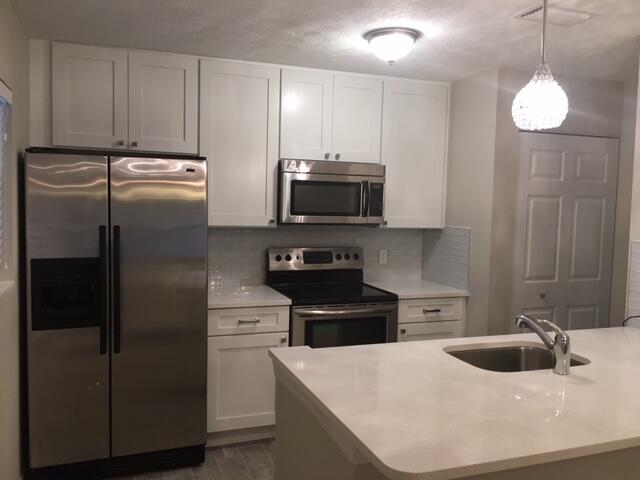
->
(332, 74, 382, 163)
(52, 42, 128, 149)
(381, 80, 449, 228)
(200, 59, 280, 227)
(512, 132, 619, 331)
(128, 51, 198, 153)
(280, 69, 334, 160)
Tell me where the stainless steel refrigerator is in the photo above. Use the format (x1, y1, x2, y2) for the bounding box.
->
(23, 148, 207, 477)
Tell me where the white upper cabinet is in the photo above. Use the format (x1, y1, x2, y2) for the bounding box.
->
(280, 68, 334, 161)
(200, 59, 280, 227)
(52, 42, 128, 149)
(332, 74, 382, 163)
(381, 80, 449, 228)
(51, 42, 198, 153)
(280, 69, 383, 163)
(128, 51, 198, 153)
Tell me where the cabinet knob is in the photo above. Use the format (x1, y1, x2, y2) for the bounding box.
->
(324, 153, 330, 160)
(130, 141, 139, 148)
(400, 328, 406, 335)
(114, 140, 124, 146)
(335, 153, 341, 160)
(539, 292, 547, 299)
(269, 219, 275, 224)
(280, 337, 287, 344)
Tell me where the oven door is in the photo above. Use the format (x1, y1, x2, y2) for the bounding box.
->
(291, 303, 398, 348)
(280, 172, 370, 224)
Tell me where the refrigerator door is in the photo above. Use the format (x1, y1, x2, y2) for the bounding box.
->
(25, 152, 110, 467)
(110, 156, 207, 456)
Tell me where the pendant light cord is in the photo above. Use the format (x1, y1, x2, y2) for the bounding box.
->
(540, 0, 548, 63)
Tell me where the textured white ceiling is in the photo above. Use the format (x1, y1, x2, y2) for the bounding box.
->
(11, 0, 640, 81)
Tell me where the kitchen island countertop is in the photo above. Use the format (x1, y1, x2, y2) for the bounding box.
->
(270, 327, 640, 479)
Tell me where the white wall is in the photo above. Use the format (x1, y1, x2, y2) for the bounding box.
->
(446, 70, 499, 337)
(0, 0, 29, 478)
(611, 46, 639, 325)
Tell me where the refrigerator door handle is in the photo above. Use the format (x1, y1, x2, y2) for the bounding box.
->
(98, 225, 108, 355)
(113, 225, 122, 354)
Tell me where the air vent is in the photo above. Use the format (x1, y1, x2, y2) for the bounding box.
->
(514, 5, 595, 27)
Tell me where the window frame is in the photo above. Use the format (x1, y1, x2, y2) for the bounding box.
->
(0, 78, 13, 276)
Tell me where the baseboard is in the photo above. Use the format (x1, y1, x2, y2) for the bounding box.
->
(206, 425, 275, 447)
(26, 445, 204, 480)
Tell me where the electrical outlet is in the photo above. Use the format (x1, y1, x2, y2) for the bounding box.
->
(378, 249, 388, 265)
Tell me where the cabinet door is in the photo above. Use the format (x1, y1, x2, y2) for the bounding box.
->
(52, 42, 127, 149)
(332, 74, 382, 163)
(382, 80, 449, 228)
(280, 68, 333, 160)
(207, 332, 289, 433)
(200, 59, 280, 227)
(128, 51, 198, 153)
(398, 321, 463, 342)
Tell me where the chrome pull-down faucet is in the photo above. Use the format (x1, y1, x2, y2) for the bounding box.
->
(515, 315, 571, 375)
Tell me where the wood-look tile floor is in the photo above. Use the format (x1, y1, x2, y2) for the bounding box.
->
(111, 439, 275, 480)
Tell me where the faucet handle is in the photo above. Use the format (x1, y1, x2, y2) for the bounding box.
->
(537, 319, 568, 340)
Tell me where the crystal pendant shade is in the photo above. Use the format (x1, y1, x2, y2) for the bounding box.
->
(512, 62, 569, 130)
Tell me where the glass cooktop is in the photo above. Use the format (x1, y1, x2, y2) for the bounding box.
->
(269, 283, 397, 306)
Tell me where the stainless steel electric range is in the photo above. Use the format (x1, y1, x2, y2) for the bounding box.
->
(266, 247, 398, 348)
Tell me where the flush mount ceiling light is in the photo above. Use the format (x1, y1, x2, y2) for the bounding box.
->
(512, 0, 569, 130)
(363, 27, 421, 65)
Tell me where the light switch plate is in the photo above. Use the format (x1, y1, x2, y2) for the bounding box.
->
(379, 249, 388, 265)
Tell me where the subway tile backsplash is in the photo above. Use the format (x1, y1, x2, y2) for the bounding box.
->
(422, 226, 471, 291)
(627, 241, 640, 317)
(208, 226, 424, 287)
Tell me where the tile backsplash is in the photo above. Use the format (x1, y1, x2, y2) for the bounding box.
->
(422, 226, 471, 291)
(627, 241, 640, 317)
(208, 226, 424, 287)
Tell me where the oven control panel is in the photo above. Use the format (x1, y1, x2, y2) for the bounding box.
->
(268, 247, 364, 271)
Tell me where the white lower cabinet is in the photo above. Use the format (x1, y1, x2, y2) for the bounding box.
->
(398, 320, 464, 342)
(397, 296, 466, 342)
(207, 306, 289, 434)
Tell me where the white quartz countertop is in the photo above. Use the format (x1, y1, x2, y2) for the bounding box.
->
(270, 327, 640, 479)
(368, 279, 469, 299)
(208, 285, 291, 309)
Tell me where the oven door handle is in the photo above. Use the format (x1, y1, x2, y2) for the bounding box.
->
(297, 307, 393, 317)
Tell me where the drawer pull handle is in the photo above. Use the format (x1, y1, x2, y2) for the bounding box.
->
(280, 337, 287, 343)
(423, 308, 442, 314)
(238, 318, 261, 324)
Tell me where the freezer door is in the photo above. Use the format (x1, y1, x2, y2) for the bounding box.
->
(25, 152, 110, 468)
(110, 156, 207, 456)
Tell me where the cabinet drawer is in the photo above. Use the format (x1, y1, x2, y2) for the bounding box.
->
(208, 306, 290, 336)
(398, 320, 464, 342)
(398, 297, 465, 324)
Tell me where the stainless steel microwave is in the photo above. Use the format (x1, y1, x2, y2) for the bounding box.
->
(278, 159, 385, 225)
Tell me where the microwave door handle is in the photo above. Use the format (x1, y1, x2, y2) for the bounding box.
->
(362, 181, 369, 217)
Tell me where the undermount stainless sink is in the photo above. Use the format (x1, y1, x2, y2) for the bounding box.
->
(444, 341, 590, 372)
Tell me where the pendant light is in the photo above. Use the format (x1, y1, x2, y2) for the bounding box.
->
(512, 0, 568, 130)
